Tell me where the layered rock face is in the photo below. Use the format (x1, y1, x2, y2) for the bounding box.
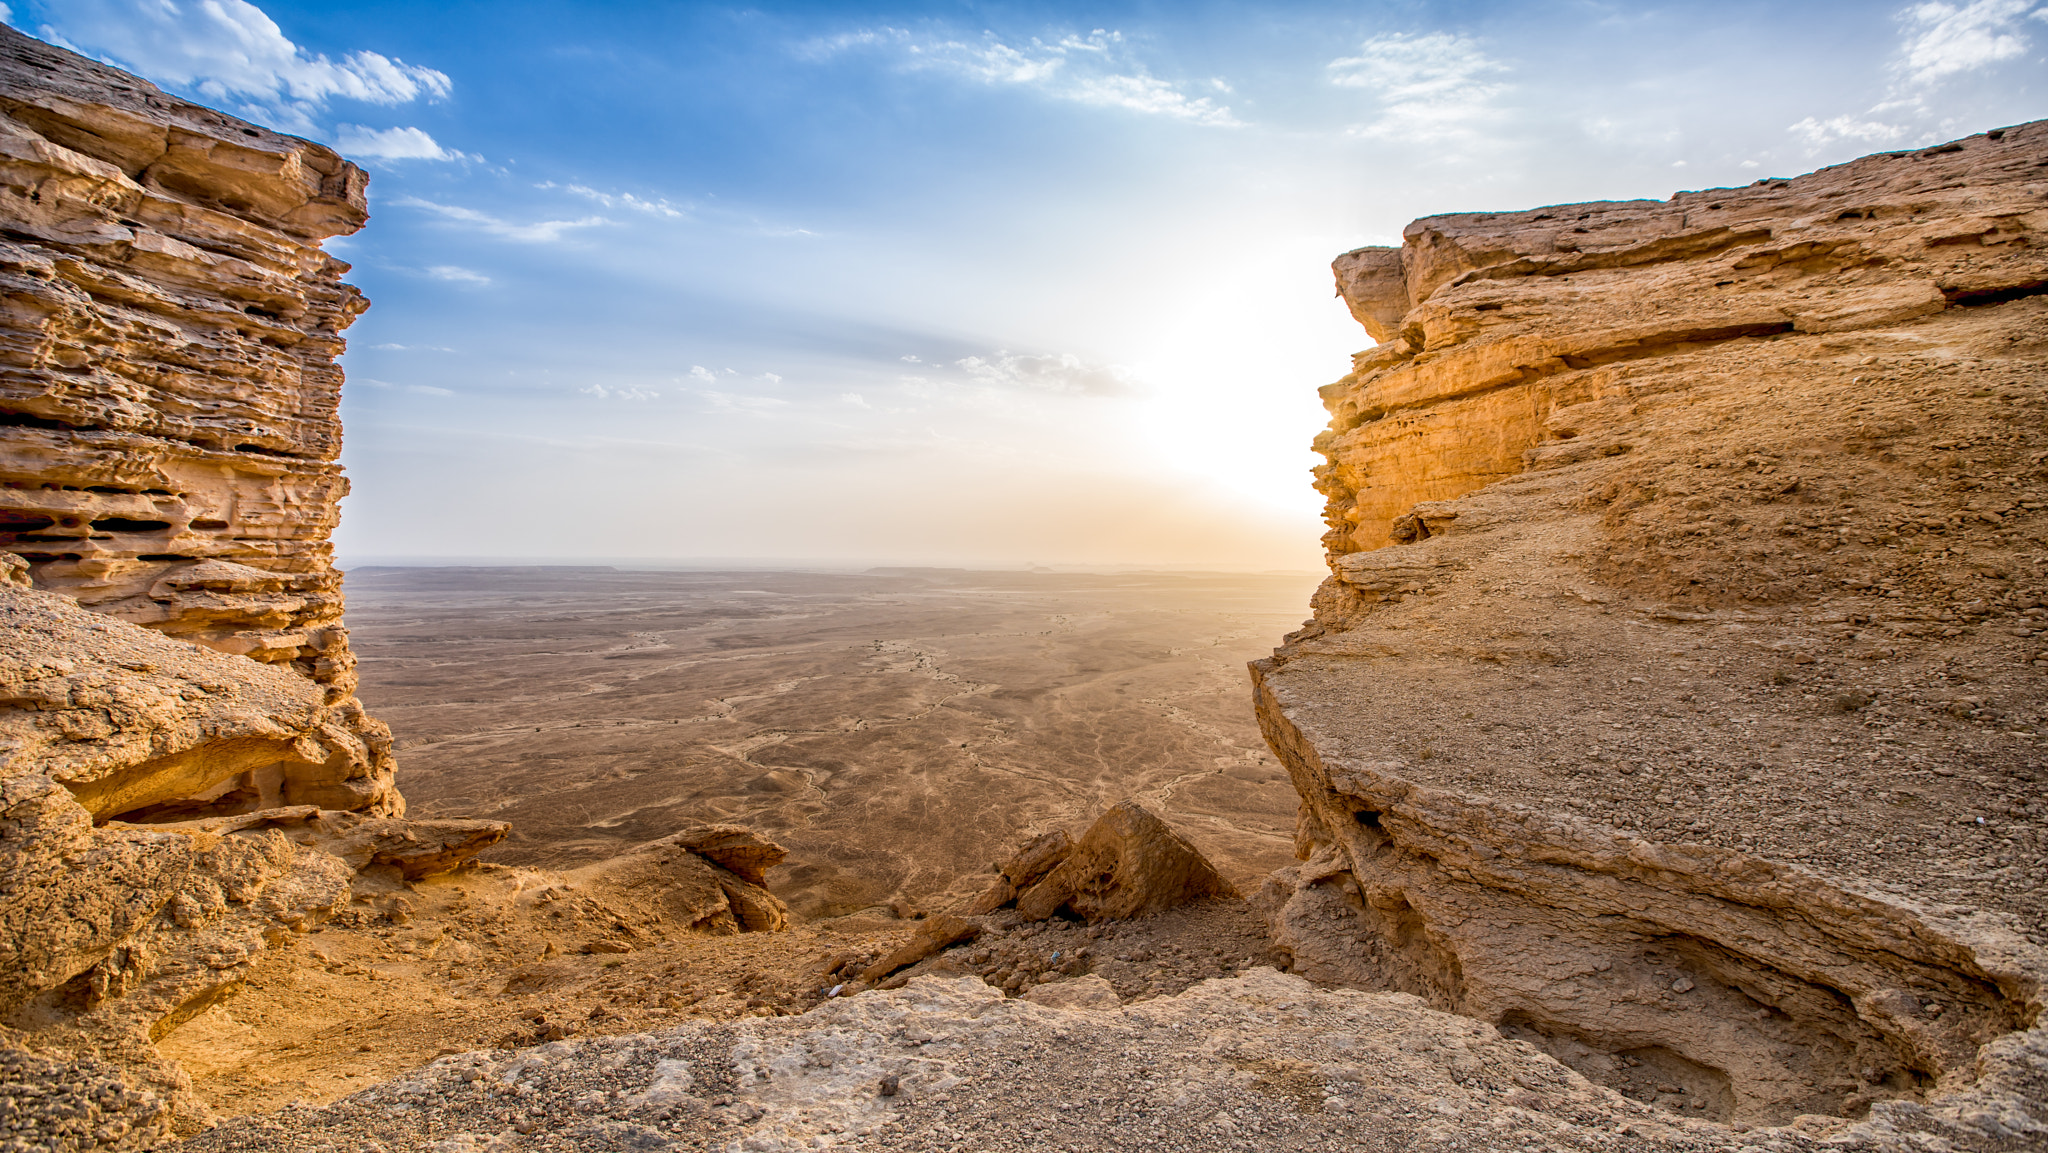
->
(1258, 124, 2048, 1136)
(1320, 123, 2044, 558)
(0, 25, 391, 818)
(0, 27, 429, 1147)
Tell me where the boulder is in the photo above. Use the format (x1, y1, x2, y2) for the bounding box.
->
(1013, 801, 1237, 922)
(572, 825, 791, 935)
(656, 823, 787, 886)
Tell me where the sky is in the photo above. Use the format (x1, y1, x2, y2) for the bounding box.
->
(16, 1, 2048, 568)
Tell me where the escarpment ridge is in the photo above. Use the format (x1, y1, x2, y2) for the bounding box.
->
(0, 21, 378, 759)
(0, 26, 499, 1146)
(1256, 122, 2048, 1141)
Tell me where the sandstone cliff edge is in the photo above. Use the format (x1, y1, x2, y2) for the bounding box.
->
(1256, 122, 2048, 1139)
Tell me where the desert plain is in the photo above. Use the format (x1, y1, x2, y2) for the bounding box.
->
(346, 566, 1317, 917)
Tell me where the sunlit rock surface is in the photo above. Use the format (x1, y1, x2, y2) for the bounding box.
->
(0, 24, 379, 749)
(1257, 122, 2048, 1136)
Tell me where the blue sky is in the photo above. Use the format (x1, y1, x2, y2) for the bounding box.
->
(18, 1, 2048, 567)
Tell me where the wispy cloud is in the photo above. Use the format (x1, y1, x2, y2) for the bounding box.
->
(581, 383, 660, 401)
(811, 27, 1239, 127)
(1786, 2, 2040, 155)
(391, 197, 610, 242)
(1896, 0, 2045, 84)
(38, 0, 449, 132)
(367, 343, 458, 352)
(425, 265, 490, 285)
(336, 124, 472, 162)
(1328, 32, 1510, 143)
(1786, 114, 1910, 150)
(538, 182, 687, 218)
(953, 351, 1140, 397)
(702, 391, 789, 415)
(358, 377, 453, 397)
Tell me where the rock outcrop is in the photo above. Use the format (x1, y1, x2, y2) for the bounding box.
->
(571, 825, 793, 937)
(0, 580, 507, 1143)
(1315, 123, 2045, 559)
(1256, 123, 2047, 1134)
(0, 26, 438, 1145)
(970, 801, 1238, 924)
(0, 24, 393, 818)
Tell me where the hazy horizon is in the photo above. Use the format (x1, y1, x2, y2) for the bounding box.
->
(336, 555, 1325, 574)
(20, 0, 2048, 567)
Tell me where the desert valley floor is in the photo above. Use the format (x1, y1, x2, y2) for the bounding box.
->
(344, 566, 1321, 917)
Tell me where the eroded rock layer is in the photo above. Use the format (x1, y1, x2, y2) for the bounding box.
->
(1258, 123, 2048, 1138)
(0, 27, 394, 823)
(0, 27, 431, 1147)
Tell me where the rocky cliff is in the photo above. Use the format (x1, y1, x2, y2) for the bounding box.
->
(0, 23, 394, 819)
(1256, 124, 2048, 1139)
(0, 26, 427, 1146)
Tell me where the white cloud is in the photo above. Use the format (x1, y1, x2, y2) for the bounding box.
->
(813, 27, 1239, 127)
(425, 265, 490, 285)
(368, 342, 458, 352)
(39, 0, 450, 132)
(335, 124, 469, 162)
(841, 393, 871, 408)
(0, 6, 13, 25)
(1787, 114, 1911, 150)
(1328, 32, 1510, 143)
(1896, 0, 2043, 84)
(688, 366, 719, 385)
(702, 390, 789, 415)
(392, 197, 609, 242)
(761, 372, 783, 385)
(953, 351, 1140, 397)
(538, 182, 687, 218)
(581, 383, 660, 401)
(356, 377, 452, 396)
(1788, 2, 2037, 158)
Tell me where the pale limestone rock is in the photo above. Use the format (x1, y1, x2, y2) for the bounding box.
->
(1020, 973, 1120, 1011)
(190, 969, 2048, 1152)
